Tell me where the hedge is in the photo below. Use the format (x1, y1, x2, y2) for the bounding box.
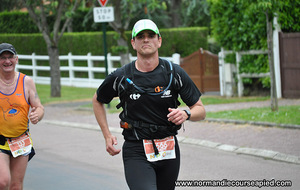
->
(0, 27, 208, 57)
(0, 11, 40, 33)
(0, 9, 106, 33)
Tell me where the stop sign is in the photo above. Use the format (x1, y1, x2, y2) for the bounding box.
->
(98, 0, 108, 7)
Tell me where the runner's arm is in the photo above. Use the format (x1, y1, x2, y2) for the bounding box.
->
(187, 98, 206, 121)
(25, 76, 44, 124)
(92, 93, 121, 156)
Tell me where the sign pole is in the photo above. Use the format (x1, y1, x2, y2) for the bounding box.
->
(93, 0, 113, 108)
(102, 22, 108, 77)
(102, 22, 109, 108)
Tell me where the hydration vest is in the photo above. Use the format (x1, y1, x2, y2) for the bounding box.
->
(116, 58, 181, 110)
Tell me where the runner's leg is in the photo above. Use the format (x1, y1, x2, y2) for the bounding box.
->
(123, 140, 157, 190)
(124, 157, 157, 190)
(156, 139, 180, 190)
(0, 152, 10, 190)
(9, 155, 29, 190)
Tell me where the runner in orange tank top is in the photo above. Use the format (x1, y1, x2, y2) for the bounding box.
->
(0, 43, 44, 190)
(0, 72, 30, 140)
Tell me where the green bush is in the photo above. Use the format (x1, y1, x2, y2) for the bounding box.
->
(0, 11, 39, 33)
(209, 0, 300, 89)
(160, 27, 208, 57)
(209, 0, 268, 89)
(0, 27, 208, 57)
(278, 0, 300, 32)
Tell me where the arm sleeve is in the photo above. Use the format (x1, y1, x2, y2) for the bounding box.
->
(96, 69, 121, 104)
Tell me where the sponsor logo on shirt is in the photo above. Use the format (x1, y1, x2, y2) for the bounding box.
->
(161, 90, 172, 98)
(130, 93, 141, 100)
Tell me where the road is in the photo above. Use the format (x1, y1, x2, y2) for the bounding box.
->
(24, 122, 300, 190)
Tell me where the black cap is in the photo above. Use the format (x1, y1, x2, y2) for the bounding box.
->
(0, 43, 17, 55)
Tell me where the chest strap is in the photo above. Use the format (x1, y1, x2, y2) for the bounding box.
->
(120, 119, 180, 132)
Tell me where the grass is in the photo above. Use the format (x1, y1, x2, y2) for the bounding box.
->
(36, 84, 299, 125)
(200, 96, 269, 105)
(206, 105, 300, 125)
(36, 84, 96, 105)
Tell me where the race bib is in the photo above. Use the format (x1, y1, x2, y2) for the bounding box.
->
(143, 136, 176, 162)
(7, 132, 32, 158)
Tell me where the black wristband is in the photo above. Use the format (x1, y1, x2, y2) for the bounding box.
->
(184, 109, 191, 120)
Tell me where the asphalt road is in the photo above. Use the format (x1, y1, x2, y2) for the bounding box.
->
(24, 122, 300, 190)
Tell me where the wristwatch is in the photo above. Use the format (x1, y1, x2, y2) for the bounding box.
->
(184, 109, 191, 120)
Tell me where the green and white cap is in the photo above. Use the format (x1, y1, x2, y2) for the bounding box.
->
(132, 19, 160, 39)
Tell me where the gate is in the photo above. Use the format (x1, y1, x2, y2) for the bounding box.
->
(279, 32, 300, 98)
(180, 48, 220, 93)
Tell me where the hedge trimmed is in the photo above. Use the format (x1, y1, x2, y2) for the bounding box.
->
(0, 11, 40, 33)
(0, 9, 105, 33)
(0, 27, 208, 57)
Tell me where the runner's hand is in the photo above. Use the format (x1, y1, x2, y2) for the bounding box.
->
(167, 108, 186, 125)
(106, 135, 121, 156)
(29, 107, 39, 124)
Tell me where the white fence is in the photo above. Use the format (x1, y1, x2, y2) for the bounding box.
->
(16, 52, 180, 88)
(218, 17, 282, 98)
(218, 49, 269, 97)
(219, 48, 283, 98)
(236, 50, 269, 97)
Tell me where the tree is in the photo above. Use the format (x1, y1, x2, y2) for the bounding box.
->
(169, 0, 182, 27)
(0, 0, 23, 12)
(247, 1, 282, 111)
(265, 7, 278, 111)
(107, 0, 131, 66)
(21, 0, 82, 97)
(180, 0, 210, 27)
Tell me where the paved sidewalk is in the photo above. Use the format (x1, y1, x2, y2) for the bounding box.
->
(41, 98, 300, 165)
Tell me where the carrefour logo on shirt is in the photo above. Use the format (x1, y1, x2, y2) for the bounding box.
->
(130, 93, 141, 100)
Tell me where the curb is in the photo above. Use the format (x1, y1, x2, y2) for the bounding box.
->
(41, 119, 300, 165)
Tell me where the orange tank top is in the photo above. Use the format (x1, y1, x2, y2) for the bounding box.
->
(0, 73, 30, 138)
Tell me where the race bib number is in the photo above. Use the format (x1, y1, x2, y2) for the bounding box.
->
(7, 133, 32, 158)
(143, 136, 176, 162)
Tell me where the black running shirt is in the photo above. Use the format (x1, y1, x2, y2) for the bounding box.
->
(96, 59, 201, 127)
